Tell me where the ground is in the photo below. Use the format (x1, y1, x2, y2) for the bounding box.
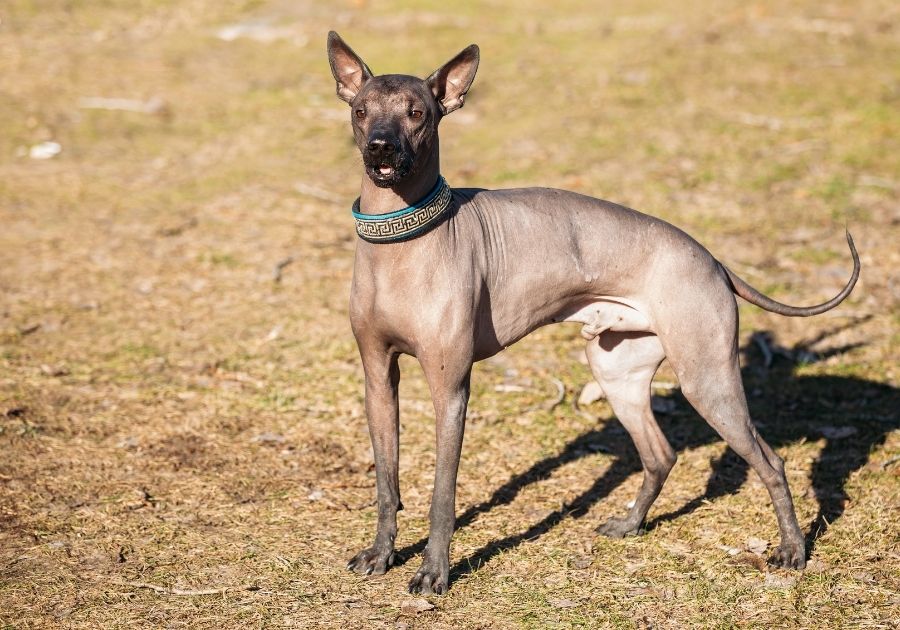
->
(1, 0, 898, 628)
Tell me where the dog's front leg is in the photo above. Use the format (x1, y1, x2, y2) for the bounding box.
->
(347, 349, 401, 576)
(408, 356, 473, 595)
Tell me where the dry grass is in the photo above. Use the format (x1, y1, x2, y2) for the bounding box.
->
(1, 0, 898, 628)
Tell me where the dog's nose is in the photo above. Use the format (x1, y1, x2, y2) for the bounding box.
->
(367, 136, 396, 156)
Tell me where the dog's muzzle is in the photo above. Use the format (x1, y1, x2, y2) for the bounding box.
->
(364, 135, 412, 187)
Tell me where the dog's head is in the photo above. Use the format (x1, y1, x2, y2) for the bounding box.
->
(327, 31, 479, 188)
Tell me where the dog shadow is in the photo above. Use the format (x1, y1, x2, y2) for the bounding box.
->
(393, 318, 899, 585)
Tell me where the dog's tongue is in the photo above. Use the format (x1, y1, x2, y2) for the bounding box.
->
(378, 165, 393, 175)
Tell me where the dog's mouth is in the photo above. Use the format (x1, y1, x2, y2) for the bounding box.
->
(364, 157, 412, 188)
(375, 163, 395, 179)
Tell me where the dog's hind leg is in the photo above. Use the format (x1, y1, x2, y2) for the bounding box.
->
(586, 331, 672, 537)
(663, 318, 807, 569)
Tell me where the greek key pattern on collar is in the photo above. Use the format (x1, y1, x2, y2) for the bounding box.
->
(354, 180, 453, 243)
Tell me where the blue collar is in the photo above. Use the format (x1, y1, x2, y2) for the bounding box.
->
(351, 177, 453, 243)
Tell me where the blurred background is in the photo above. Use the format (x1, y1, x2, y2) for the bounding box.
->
(1, 1, 898, 627)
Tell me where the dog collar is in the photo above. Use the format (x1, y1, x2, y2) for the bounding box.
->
(351, 176, 453, 243)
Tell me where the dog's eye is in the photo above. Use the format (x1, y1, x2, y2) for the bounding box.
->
(355, 109, 366, 119)
(410, 109, 423, 120)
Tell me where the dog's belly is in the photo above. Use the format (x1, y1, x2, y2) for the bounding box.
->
(473, 294, 654, 361)
(561, 298, 653, 339)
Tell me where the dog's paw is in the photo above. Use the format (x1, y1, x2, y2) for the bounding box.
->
(768, 542, 806, 570)
(596, 516, 642, 539)
(346, 546, 395, 576)
(408, 558, 449, 596)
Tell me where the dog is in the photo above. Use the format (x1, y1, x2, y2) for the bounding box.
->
(326, 31, 859, 595)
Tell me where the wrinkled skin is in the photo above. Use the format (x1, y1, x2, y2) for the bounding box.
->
(326, 32, 859, 595)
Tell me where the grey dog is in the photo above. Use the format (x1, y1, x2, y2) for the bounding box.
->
(326, 32, 859, 595)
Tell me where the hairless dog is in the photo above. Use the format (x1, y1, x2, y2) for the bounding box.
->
(326, 32, 860, 595)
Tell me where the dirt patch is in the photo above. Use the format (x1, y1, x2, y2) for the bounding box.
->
(150, 432, 214, 470)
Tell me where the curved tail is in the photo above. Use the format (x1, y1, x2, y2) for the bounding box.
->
(722, 230, 860, 317)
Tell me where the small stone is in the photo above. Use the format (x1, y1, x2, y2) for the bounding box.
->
(29, 141, 61, 160)
(307, 489, 324, 501)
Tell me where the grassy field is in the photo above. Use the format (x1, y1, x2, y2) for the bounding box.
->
(1, 0, 898, 627)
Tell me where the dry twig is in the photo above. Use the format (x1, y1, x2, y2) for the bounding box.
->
(294, 182, 344, 204)
(273, 257, 295, 283)
(113, 580, 260, 597)
(543, 377, 566, 412)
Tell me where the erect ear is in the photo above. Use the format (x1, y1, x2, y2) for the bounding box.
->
(327, 31, 373, 104)
(425, 44, 480, 115)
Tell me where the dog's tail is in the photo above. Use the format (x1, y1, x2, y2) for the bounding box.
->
(721, 230, 860, 317)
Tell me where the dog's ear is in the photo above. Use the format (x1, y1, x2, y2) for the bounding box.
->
(327, 31, 373, 103)
(426, 44, 479, 115)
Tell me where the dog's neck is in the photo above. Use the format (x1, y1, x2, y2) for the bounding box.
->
(358, 144, 441, 215)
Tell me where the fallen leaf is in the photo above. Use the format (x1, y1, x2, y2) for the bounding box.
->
(746, 536, 768, 555)
(731, 552, 767, 572)
(764, 573, 797, 589)
(717, 544, 742, 556)
(804, 558, 828, 573)
(571, 555, 593, 569)
(400, 598, 435, 615)
(117, 437, 139, 449)
(40, 362, 70, 377)
(661, 541, 690, 557)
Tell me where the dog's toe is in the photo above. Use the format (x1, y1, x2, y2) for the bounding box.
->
(768, 543, 806, 570)
(347, 547, 394, 576)
(596, 516, 642, 539)
(408, 559, 449, 595)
